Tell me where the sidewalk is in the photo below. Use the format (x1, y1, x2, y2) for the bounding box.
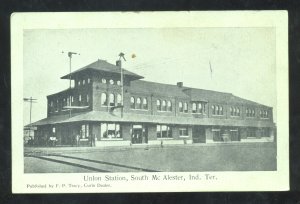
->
(24, 141, 275, 155)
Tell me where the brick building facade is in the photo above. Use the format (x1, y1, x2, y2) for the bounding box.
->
(31, 59, 276, 147)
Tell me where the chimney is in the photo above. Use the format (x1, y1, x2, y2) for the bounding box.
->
(177, 82, 183, 88)
(116, 60, 122, 67)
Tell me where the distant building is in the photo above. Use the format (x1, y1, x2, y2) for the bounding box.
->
(31, 59, 276, 146)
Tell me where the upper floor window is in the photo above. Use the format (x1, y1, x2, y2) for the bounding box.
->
(162, 100, 167, 111)
(167, 101, 172, 112)
(157, 100, 161, 111)
(88, 78, 91, 83)
(117, 80, 121, 86)
(143, 98, 148, 110)
(246, 108, 255, 117)
(183, 102, 188, 113)
(101, 78, 106, 84)
(179, 102, 183, 113)
(212, 105, 223, 115)
(109, 94, 115, 106)
(86, 94, 89, 103)
(83, 79, 85, 85)
(79, 94, 82, 102)
(216, 106, 219, 115)
(101, 93, 108, 106)
(130, 97, 135, 109)
(212, 105, 215, 115)
(78, 80, 81, 86)
(192, 103, 197, 113)
(109, 79, 114, 85)
(219, 106, 223, 115)
(198, 103, 203, 113)
(117, 94, 122, 106)
(136, 97, 142, 109)
(260, 109, 269, 118)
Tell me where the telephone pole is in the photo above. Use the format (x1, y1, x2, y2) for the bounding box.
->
(62, 51, 80, 117)
(23, 97, 37, 138)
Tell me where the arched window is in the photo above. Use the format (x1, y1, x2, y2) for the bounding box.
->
(88, 78, 91, 83)
(246, 108, 249, 117)
(233, 107, 236, 116)
(117, 94, 122, 106)
(101, 78, 106, 84)
(265, 110, 268, 118)
(117, 80, 121, 86)
(220, 106, 223, 115)
(260, 110, 262, 117)
(216, 106, 219, 115)
(101, 93, 107, 106)
(136, 97, 142, 109)
(230, 107, 233, 116)
(212, 105, 215, 115)
(167, 101, 172, 111)
(198, 103, 202, 113)
(157, 99, 161, 111)
(143, 98, 148, 110)
(130, 97, 135, 109)
(179, 102, 183, 112)
(109, 94, 115, 106)
(192, 103, 197, 113)
(109, 79, 114, 85)
(83, 79, 85, 85)
(86, 94, 89, 103)
(183, 102, 188, 113)
(79, 94, 82, 102)
(252, 109, 255, 117)
(162, 100, 167, 111)
(237, 108, 240, 116)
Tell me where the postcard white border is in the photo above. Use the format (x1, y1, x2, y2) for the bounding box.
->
(11, 11, 289, 193)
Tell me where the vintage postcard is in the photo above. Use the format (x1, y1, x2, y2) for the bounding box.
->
(11, 11, 289, 193)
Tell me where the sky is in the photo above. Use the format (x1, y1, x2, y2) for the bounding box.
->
(23, 27, 276, 125)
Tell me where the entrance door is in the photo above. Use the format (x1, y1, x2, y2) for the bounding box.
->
(192, 126, 206, 143)
(132, 125, 148, 144)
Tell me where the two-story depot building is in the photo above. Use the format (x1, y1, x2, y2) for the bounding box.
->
(31, 59, 276, 147)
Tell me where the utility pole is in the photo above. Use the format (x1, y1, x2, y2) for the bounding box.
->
(118, 52, 126, 118)
(62, 51, 80, 118)
(23, 97, 37, 138)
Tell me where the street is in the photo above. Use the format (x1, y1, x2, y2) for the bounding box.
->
(24, 143, 277, 173)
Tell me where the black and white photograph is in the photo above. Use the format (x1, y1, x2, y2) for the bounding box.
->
(11, 11, 289, 193)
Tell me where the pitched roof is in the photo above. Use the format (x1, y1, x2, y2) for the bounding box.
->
(130, 80, 190, 98)
(31, 111, 274, 128)
(61, 59, 144, 80)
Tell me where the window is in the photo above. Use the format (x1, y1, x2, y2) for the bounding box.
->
(86, 94, 89, 103)
(220, 106, 223, 115)
(212, 105, 215, 115)
(198, 103, 203, 113)
(230, 107, 233, 116)
(157, 100, 161, 111)
(237, 108, 240, 116)
(212, 129, 221, 141)
(117, 94, 122, 106)
(192, 103, 197, 113)
(101, 78, 106, 84)
(52, 127, 56, 133)
(109, 79, 114, 85)
(143, 98, 148, 110)
(130, 97, 135, 109)
(81, 124, 89, 138)
(88, 78, 91, 83)
(83, 79, 85, 85)
(71, 96, 74, 103)
(179, 126, 188, 136)
(109, 94, 115, 106)
(136, 97, 142, 109)
(101, 93, 108, 106)
(79, 94, 82, 102)
(216, 106, 219, 115)
(78, 80, 81, 86)
(252, 110, 255, 117)
(183, 102, 188, 113)
(157, 125, 172, 138)
(167, 101, 172, 112)
(161, 100, 167, 111)
(117, 80, 121, 85)
(101, 123, 121, 139)
(179, 102, 183, 112)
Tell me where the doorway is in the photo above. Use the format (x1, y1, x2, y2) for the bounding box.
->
(192, 126, 206, 143)
(131, 124, 148, 144)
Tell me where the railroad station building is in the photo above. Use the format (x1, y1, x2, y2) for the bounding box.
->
(31, 59, 276, 147)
